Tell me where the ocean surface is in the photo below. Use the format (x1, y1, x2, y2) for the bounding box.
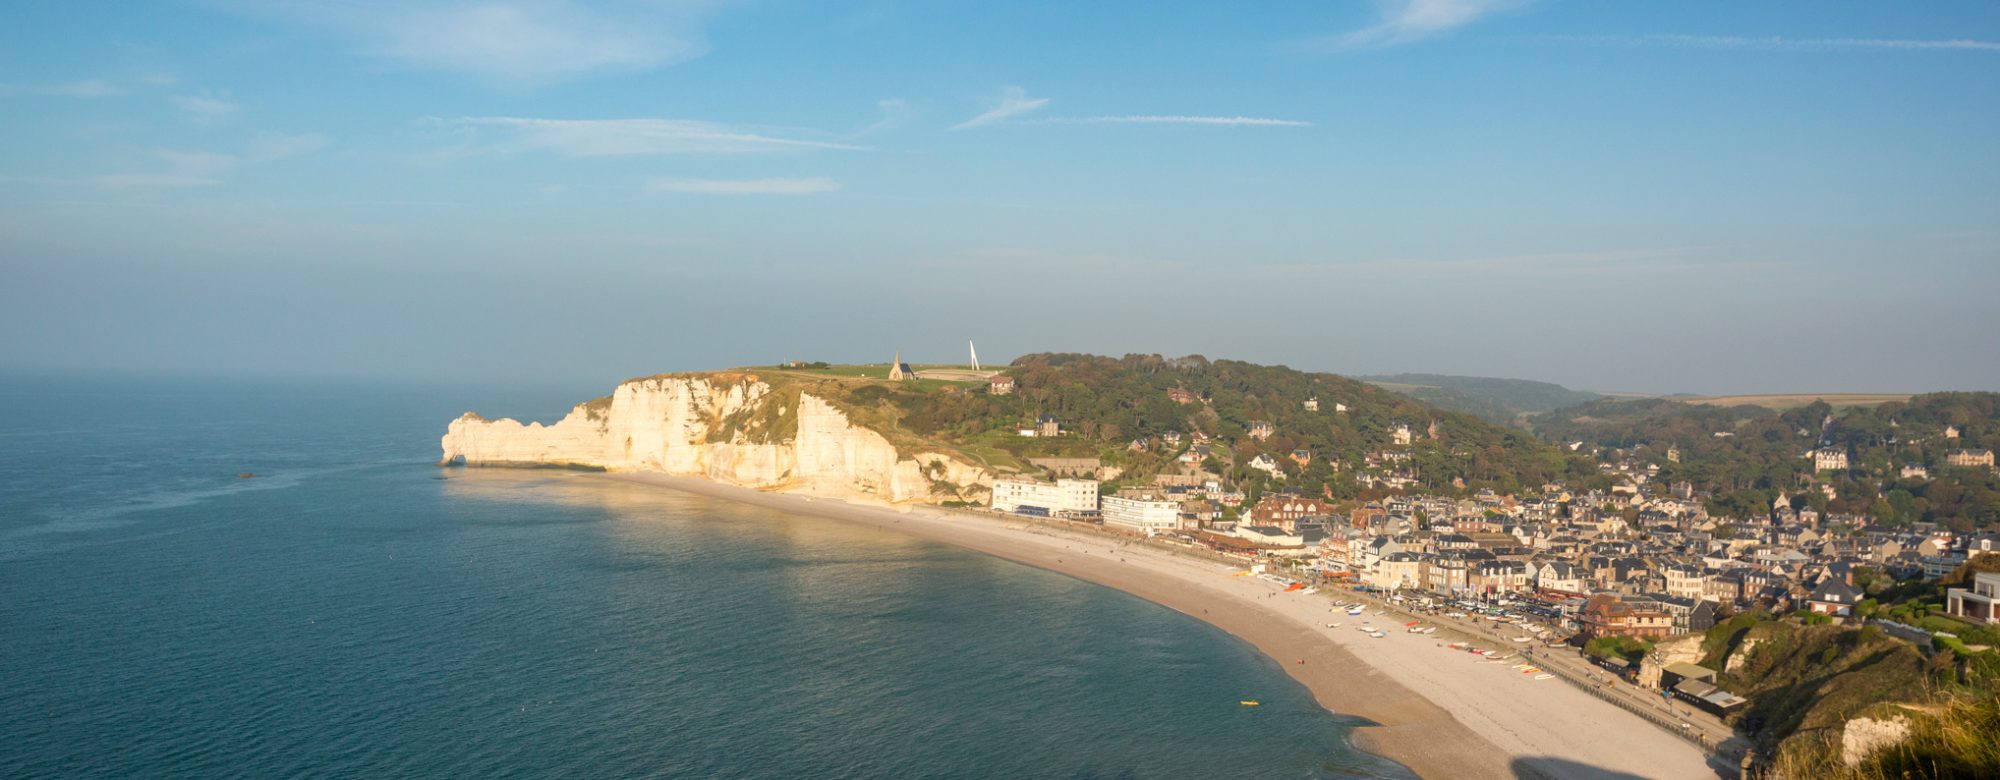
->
(0, 373, 1411, 779)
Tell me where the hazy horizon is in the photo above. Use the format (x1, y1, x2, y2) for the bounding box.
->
(5, 1, 1998, 396)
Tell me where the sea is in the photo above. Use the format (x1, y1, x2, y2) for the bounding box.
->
(0, 373, 1412, 779)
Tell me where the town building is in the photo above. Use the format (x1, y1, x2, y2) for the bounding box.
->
(1248, 496, 1332, 531)
(1811, 448, 1849, 472)
(988, 375, 1015, 395)
(990, 478, 1098, 516)
(1948, 449, 1996, 469)
(1535, 561, 1587, 595)
(1947, 571, 2000, 623)
(1579, 594, 1673, 639)
(1101, 495, 1181, 534)
(1806, 577, 1863, 617)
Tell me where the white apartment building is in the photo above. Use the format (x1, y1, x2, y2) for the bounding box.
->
(1948, 572, 2000, 624)
(1100, 495, 1181, 534)
(990, 478, 1099, 516)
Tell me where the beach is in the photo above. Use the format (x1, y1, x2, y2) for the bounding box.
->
(602, 473, 1722, 780)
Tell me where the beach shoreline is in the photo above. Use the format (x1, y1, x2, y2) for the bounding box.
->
(595, 472, 1720, 780)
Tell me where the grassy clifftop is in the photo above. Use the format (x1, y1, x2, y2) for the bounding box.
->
(648, 353, 1574, 497)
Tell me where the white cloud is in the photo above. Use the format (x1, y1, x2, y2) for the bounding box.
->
(1543, 34, 2000, 52)
(1033, 115, 1311, 127)
(0, 80, 124, 98)
(1309, 0, 1531, 51)
(950, 86, 1049, 130)
(223, 1, 716, 83)
(435, 117, 867, 156)
(172, 92, 240, 125)
(646, 177, 841, 195)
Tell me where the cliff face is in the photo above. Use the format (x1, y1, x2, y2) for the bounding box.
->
(440, 375, 989, 505)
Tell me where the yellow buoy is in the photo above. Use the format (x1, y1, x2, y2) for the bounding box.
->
(1239, 700, 1260, 707)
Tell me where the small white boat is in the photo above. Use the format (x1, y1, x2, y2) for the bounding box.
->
(1370, 631, 1388, 638)
(1326, 622, 1343, 628)
(1534, 674, 1555, 680)
(1420, 627, 1437, 634)
(1303, 587, 1318, 595)
(1347, 607, 1365, 616)
(1372, 610, 1386, 616)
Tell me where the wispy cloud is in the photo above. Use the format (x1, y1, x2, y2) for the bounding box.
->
(247, 133, 330, 161)
(171, 91, 240, 125)
(940, 246, 1774, 282)
(0, 80, 125, 98)
(951, 86, 1049, 130)
(90, 133, 328, 189)
(1031, 115, 1311, 127)
(220, 1, 717, 84)
(1305, 0, 1531, 51)
(92, 151, 240, 189)
(433, 117, 867, 156)
(1537, 34, 2000, 52)
(646, 177, 841, 196)
(855, 98, 910, 136)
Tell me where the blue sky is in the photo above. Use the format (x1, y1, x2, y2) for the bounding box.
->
(3, 0, 1997, 394)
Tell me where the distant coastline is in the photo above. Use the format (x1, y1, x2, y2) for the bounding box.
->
(586, 470, 1718, 780)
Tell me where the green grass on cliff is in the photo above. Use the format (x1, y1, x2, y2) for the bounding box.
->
(646, 353, 1575, 495)
(1705, 615, 1946, 765)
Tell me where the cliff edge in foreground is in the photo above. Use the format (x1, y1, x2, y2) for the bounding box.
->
(440, 373, 990, 506)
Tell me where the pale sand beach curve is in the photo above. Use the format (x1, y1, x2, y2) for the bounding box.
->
(600, 472, 1722, 780)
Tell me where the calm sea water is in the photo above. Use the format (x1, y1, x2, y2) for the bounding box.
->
(0, 373, 1410, 779)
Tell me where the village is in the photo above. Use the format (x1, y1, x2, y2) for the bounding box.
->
(981, 380, 2000, 724)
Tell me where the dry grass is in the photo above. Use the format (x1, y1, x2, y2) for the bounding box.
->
(1770, 692, 2000, 779)
(1683, 393, 1911, 410)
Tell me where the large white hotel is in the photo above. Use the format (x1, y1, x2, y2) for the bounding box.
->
(1100, 495, 1182, 534)
(990, 478, 1100, 517)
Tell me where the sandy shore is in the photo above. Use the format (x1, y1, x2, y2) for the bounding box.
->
(600, 473, 1720, 780)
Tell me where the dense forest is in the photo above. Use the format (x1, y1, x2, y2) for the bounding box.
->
(1360, 372, 1601, 425)
(1532, 394, 2000, 530)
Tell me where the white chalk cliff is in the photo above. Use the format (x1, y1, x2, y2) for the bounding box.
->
(439, 375, 989, 505)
